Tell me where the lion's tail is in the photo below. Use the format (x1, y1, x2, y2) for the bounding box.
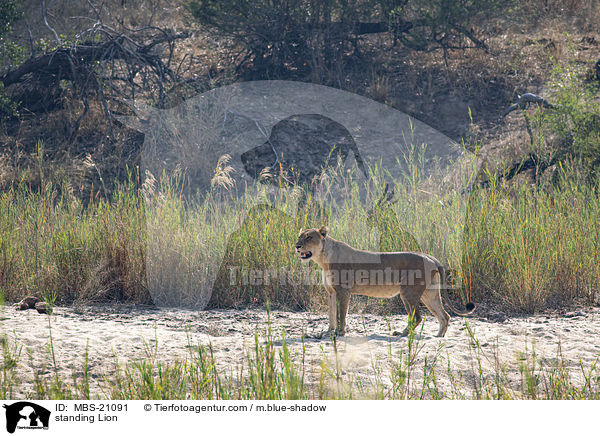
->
(435, 263, 476, 316)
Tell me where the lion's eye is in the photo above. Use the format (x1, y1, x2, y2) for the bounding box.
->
(306, 236, 312, 241)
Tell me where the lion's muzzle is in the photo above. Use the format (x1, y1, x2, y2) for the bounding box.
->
(299, 251, 312, 260)
(295, 243, 313, 261)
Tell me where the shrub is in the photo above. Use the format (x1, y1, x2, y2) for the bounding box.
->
(544, 63, 600, 180)
(0, 0, 22, 117)
(189, 0, 514, 80)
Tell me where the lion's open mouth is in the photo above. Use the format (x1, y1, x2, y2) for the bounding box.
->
(299, 251, 312, 260)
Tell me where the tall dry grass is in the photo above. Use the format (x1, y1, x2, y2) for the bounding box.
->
(0, 142, 599, 312)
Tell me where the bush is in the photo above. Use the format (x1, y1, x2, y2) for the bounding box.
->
(384, 0, 513, 51)
(0, 0, 22, 117)
(189, 0, 514, 80)
(189, 0, 359, 80)
(544, 63, 600, 180)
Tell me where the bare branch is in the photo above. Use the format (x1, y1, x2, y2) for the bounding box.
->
(42, 0, 62, 45)
(1, 23, 190, 134)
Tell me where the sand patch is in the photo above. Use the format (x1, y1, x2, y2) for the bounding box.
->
(2, 305, 599, 398)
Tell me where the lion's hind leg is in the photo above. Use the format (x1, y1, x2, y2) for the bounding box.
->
(420, 285, 450, 337)
(395, 291, 422, 336)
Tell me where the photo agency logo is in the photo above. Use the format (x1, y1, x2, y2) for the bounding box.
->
(3, 402, 51, 433)
(118, 80, 480, 308)
(228, 266, 441, 289)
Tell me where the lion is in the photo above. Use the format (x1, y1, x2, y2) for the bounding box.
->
(295, 226, 475, 337)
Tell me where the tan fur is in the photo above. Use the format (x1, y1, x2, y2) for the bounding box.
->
(295, 226, 474, 337)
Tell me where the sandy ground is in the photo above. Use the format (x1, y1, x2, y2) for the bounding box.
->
(2, 304, 600, 398)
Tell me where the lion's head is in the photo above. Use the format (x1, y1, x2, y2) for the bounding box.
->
(295, 226, 329, 263)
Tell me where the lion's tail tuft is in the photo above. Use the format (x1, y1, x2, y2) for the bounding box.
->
(436, 264, 476, 316)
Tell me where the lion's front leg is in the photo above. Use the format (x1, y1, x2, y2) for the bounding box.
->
(327, 286, 337, 335)
(336, 290, 350, 336)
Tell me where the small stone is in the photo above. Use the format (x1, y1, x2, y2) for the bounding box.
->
(34, 301, 52, 314)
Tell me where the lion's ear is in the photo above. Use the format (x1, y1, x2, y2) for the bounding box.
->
(319, 226, 329, 238)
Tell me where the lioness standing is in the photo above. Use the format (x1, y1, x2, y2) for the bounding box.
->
(295, 226, 475, 337)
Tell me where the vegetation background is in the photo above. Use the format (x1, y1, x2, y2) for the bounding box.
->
(0, 0, 599, 314)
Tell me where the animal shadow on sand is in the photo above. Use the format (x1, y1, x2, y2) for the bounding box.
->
(272, 330, 432, 347)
